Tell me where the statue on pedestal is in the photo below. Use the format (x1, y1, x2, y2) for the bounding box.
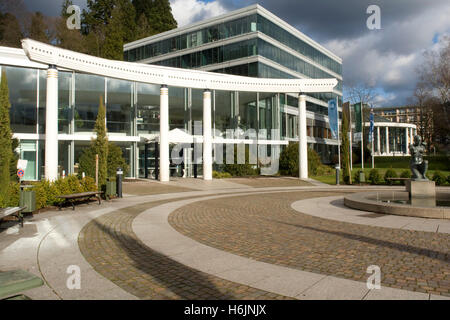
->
(409, 135, 428, 181)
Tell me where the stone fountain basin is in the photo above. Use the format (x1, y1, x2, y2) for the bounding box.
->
(344, 191, 450, 219)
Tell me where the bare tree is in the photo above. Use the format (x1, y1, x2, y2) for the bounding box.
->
(411, 81, 434, 152)
(416, 36, 450, 151)
(344, 80, 376, 106)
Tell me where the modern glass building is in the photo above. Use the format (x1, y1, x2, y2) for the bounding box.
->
(0, 6, 340, 182)
(124, 4, 343, 164)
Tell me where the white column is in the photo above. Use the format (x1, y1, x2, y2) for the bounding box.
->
(298, 94, 308, 179)
(203, 90, 212, 180)
(377, 126, 381, 155)
(159, 85, 170, 182)
(45, 66, 58, 181)
(405, 127, 409, 154)
(385, 127, 390, 155)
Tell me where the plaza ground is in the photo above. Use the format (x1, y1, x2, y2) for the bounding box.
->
(0, 177, 449, 300)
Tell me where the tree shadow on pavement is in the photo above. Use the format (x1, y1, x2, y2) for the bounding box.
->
(90, 218, 235, 300)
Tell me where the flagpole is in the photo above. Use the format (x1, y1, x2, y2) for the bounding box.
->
(349, 104, 353, 171)
(337, 97, 341, 171)
(361, 102, 364, 169)
(371, 106, 375, 168)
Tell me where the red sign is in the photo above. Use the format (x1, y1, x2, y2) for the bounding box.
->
(17, 169, 25, 178)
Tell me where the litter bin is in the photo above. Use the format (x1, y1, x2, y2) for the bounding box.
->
(20, 185, 36, 213)
(105, 179, 116, 200)
(359, 170, 366, 184)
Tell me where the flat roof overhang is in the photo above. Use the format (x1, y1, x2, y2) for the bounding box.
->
(22, 39, 337, 94)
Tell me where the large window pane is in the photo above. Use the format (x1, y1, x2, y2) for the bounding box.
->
(3, 66, 37, 133)
(107, 78, 133, 135)
(58, 71, 72, 134)
(137, 83, 160, 135)
(214, 90, 234, 136)
(38, 69, 47, 134)
(74, 73, 105, 133)
(19, 140, 37, 181)
(191, 89, 203, 134)
(238, 91, 257, 134)
(169, 86, 187, 131)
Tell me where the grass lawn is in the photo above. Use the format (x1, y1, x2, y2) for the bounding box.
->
(312, 167, 450, 186)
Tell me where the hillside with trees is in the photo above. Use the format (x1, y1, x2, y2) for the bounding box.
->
(0, 0, 178, 59)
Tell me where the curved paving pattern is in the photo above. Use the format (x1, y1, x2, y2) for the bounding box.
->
(78, 198, 290, 300)
(169, 191, 450, 296)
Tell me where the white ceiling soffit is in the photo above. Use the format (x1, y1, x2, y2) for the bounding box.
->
(21, 39, 337, 93)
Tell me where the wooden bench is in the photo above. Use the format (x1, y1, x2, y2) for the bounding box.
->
(385, 177, 410, 185)
(0, 270, 44, 300)
(0, 207, 26, 228)
(58, 191, 103, 211)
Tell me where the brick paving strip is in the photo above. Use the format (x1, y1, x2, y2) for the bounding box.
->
(78, 197, 291, 300)
(168, 191, 450, 297)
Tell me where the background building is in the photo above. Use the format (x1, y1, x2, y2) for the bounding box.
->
(373, 106, 421, 124)
(124, 4, 343, 164)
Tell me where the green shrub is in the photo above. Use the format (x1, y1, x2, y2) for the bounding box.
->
(447, 174, 450, 185)
(107, 142, 129, 178)
(384, 168, 398, 185)
(400, 170, 411, 185)
(432, 171, 447, 186)
(368, 169, 382, 185)
(0, 182, 20, 207)
(279, 143, 324, 177)
(80, 176, 97, 192)
(224, 144, 258, 177)
(308, 148, 322, 176)
(279, 143, 299, 176)
(212, 171, 232, 179)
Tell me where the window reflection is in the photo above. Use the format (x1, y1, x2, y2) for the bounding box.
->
(3, 66, 38, 133)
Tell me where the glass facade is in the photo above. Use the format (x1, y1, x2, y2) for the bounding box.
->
(123, 8, 344, 162)
(149, 38, 342, 92)
(124, 13, 341, 77)
(124, 14, 257, 62)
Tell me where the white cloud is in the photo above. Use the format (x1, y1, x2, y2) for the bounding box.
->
(170, 0, 229, 27)
(325, 3, 450, 106)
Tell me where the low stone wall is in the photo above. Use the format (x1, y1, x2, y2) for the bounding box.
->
(344, 191, 450, 219)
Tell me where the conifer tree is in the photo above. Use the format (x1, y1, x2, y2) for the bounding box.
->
(28, 12, 51, 43)
(133, 0, 177, 36)
(56, 0, 86, 52)
(341, 107, 352, 184)
(0, 71, 13, 196)
(93, 96, 108, 188)
(79, 96, 108, 189)
(0, 12, 23, 48)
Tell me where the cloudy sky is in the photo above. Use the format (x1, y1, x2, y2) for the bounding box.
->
(21, 0, 450, 107)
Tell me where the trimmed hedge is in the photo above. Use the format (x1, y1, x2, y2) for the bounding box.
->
(384, 168, 398, 185)
(365, 156, 450, 171)
(432, 171, 447, 186)
(369, 169, 383, 185)
(1, 175, 98, 210)
(212, 171, 232, 179)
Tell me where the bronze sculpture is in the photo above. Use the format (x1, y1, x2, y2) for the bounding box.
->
(409, 135, 429, 181)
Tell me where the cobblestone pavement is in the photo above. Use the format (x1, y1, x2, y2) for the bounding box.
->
(169, 191, 450, 296)
(78, 198, 291, 300)
(123, 181, 196, 195)
(225, 177, 313, 188)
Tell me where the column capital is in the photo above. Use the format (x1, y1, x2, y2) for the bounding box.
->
(298, 93, 306, 101)
(48, 64, 57, 70)
(160, 84, 168, 89)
